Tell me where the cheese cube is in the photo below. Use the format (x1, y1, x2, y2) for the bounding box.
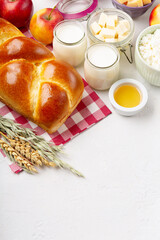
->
(118, 34, 128, 41)
(142, 0, 151, 5)
(119, 20, 130, 32)
(106, 15, 118, 29)
(137, 0, 143, 7)
(116, 20, 130, 36)
(100, 28, 117, 39)
(117, 0, 128, 3)
(90, 21, 101, 35)
(105, 38, 118, 43)
(98, 13, 108, 27)
(96, 33, 105, 41)
(127, 0, 138, 7)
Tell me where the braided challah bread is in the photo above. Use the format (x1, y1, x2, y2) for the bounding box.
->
(0, 18, 84, 134)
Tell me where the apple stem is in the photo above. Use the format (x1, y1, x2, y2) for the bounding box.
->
(48, 5, 56, 20)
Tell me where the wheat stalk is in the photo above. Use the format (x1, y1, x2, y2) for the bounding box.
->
(0, 138, 37, 173)
(0, 115, 84, 177)
(14, 137, 56, 168)
(0, 132, 42, 166)
(0, 132, 55, 167)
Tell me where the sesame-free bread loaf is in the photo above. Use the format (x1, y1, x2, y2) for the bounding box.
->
(0, 18, 84, 133)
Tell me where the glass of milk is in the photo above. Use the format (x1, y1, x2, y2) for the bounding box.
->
(84, 43, 120, 90)
(53, 20, 87, 67)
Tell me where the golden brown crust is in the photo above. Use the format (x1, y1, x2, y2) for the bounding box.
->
(0, 59, 34, 117)
(35, 82, 69, 128)
(0, 36, 54, 65)
(40, 59, 84, 107)
(0, 18, 24, 44)
(0, 18, 84, 133)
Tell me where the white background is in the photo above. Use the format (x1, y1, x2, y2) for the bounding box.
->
(1, 0, 160, 239)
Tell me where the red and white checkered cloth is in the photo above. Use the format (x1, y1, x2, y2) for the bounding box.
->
(0, 28, 112, 173)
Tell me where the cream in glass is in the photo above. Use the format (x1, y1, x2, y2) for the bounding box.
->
(53, 20, 87, 67)
(84, 44, 120, 90)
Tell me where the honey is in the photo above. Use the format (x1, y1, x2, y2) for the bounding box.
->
(114, 85, 141, 108)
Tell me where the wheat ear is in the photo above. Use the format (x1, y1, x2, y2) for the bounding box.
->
(0, 132, 56, 168)
(0, 138, 37, 173)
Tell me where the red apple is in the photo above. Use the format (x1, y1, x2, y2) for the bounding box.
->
(29, 8, 64, 45)
(0, 0, 33, 28)
(149, 4, 160, 26)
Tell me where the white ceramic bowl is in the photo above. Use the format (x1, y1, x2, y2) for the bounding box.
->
(109, 78, 148, 116)
(135, 24, 160, 86)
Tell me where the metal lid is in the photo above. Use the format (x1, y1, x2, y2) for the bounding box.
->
(56, 0, 98, 20)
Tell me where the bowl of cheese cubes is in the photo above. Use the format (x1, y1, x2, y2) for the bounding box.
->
(112, 0, 155, 19)
(87, 8, 134, 50)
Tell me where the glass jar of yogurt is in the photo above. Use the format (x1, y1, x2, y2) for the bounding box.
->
(53, 20, 87, 67)
(84, 43, 120, 90)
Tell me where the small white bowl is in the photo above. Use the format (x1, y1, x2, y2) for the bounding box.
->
(109, 78, 148, 116)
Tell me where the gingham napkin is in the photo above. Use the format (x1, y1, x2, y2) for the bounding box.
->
(0, 29, 112, 173)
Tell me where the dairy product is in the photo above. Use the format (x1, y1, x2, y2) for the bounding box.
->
(84, 44, 120, 90)
(100, 28, 117, 38)
(56, 24, 84, 44)
(127, 0, 143, 7)
(143, 0, 152, 4)
(107, 15, 118, 29)
(90, 21, 101, 35)
(139, 29, 160, 70)
(117, 0, 151, 7)
(90, 13, 130, 43)
(116, 20, 130, 36)
(88, 45, 118, 68)
(98, 12, 108, 27)
(53, 20, 87, 67)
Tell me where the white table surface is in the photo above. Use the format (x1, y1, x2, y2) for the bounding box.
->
(1, 0, 160, 239)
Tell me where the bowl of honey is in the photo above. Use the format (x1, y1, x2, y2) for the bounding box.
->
(109, 78, 148, 116)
